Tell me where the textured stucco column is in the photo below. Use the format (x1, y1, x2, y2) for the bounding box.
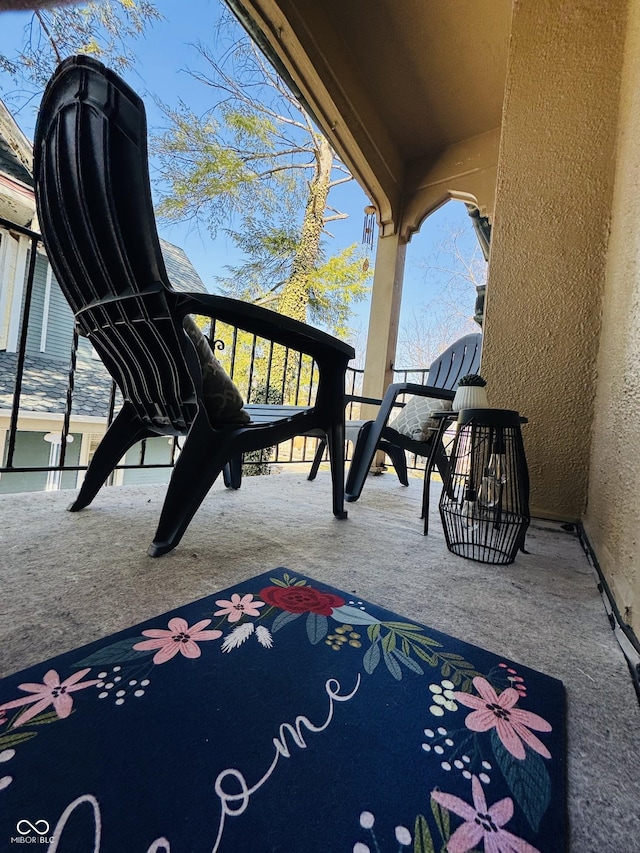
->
(482, 0, 626, 520)
(583, 1, 640, 634)
(361, 232, 406, 417)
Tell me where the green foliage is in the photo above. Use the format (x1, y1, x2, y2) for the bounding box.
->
(153, 19, 367, 337)
(214, 215, 302, 307)
(218, 229, 370, 335)
(152, 37, 309, 234)
(0, 1, 161, 95)
(222, 106, 278, 147)
(430, 796, 451, 848)
(413, 814, 435, 853)
(153, 103, 267, 236)
(307, 245, 370, 336)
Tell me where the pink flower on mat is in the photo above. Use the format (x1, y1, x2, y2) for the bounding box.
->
(0, 669, 99, 728)
(455, 676, 552, 760)
(214, 593, 265, 622)
(431, 775, 540, 853)
(133, 617, 222, 664)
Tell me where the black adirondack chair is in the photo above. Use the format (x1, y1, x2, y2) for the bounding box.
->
(33, 55, 354, 556)
(343, 333, 482, 502)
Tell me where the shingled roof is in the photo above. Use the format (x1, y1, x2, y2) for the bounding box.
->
(0, 347, 116, 418)
(160, 240, 208, 294)
(0, 240, 209, 417)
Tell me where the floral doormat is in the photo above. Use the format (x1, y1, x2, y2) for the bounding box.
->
(0, 570, 565, 852)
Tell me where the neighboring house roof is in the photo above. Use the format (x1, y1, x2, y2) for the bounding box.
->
(0, 101, 35, 226)
(159, 239, 208, 294)
(0, 101, 33, 186)
(0, 347, 115, 418)
(0, 132, 32, 188)
(0, 242, 209, 418)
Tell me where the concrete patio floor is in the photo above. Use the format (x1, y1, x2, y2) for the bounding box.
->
(1, 469, 638, 851)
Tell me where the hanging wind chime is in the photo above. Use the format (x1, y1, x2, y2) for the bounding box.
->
(362, 204, 376, 250)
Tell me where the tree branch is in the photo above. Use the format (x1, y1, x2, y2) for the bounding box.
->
(34, 10, 62, 64)
(254, 163, 315, 178)
(329, 175, 353, 188)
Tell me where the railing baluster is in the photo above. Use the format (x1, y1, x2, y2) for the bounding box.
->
(293, 351, 303, 405)
(59, 324, 79, 469)
(280, 348, 290, 402)
(246, 334, 257, 403)
(307, 360, 317, 406)
(229, 326, 238, 380)
(265, 340, 275, 400)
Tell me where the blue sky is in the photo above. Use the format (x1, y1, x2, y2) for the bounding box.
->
(0, 0, 481, 341)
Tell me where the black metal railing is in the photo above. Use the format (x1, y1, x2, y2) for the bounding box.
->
(0, 216, 432, 493)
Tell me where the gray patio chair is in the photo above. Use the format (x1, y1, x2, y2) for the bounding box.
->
(339, 333, 482, 502)
(33, 55, 354, 556)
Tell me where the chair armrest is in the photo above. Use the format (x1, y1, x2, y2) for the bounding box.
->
(345, 393, 384, 407)
(344, 385, 454, 422)
(373, 382, 455, 428)
(347, 385, 454, 414)
(387, 382, 455, 401)
(175, 292, 355, 365)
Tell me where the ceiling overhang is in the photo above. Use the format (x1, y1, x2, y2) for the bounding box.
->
(230, 0, 512, 237)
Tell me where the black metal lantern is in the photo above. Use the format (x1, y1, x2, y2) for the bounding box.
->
(439, 409, 530, 565)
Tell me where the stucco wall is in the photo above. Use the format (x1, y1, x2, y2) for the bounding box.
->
(583, 0, 640, 634)
(483, 0, 626, 520)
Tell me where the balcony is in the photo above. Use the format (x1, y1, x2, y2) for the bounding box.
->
(1, 198, 639, 848)
(0, 469, 638, 850)
(1, 2, 640, 845)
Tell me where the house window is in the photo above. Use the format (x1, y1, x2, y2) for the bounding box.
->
(86, 433, 103, 465)
(43, 432, 74, 491)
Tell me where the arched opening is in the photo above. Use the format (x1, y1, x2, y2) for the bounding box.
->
(395, 200, 487, 374)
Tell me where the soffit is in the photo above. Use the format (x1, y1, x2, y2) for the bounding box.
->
(326, 0, 512, 163)
(232, 0, 512, 231)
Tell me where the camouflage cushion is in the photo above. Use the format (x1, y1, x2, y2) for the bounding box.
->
(183, 316, 250, 425)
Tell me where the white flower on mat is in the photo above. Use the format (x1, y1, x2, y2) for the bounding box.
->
(255, 626, 273, 648)
(395, 825, 412, 846)
(359, 811, 375, 829)
(221, 623, 255, 652)
(0, 748, 15, 792)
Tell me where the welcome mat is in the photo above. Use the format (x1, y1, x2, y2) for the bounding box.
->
(0, 571, 565, 852)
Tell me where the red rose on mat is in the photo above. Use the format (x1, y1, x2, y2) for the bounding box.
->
(259, 585, 345, 616)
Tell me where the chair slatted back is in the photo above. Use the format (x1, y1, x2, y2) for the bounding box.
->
(426, 333, 482, 390)
(34, 55, 198, 433)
